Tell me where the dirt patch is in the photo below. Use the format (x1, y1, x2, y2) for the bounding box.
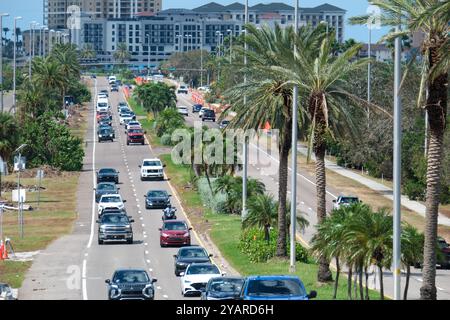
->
(18, 165, 74, 179)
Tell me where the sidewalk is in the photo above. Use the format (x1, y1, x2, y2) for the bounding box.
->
(297, 144, 450, 227)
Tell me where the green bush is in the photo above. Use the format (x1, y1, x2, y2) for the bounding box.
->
(239, 228, 309, 263)
(160, 134, 173, 146)
(197, 177, 227, 213)
(404, 179, 426, 201)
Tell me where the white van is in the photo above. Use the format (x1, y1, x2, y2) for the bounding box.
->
(97, 97, 109, 112)
(108, 76, 117, 85)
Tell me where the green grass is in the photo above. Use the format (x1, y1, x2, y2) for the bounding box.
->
(127, 96, 147, 117)
(161, 153, 383, 300)
(0, 261, 32, 288)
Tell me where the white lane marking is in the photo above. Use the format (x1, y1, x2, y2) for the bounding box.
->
(142, 224, 145, 227)
(144, 243, 148, 246)
(145, 251, 149, 255)
(144, 235, 148, 238)
(301, 201, 305, 205)
(156, 286, 162, 290)
(146, 259, 151, 263)
(138, 211, 142, 214)
(140, 217, 143, 220)
(84, 253, 88, 257)
(163, 295, 169, 299)
(309, 208, 313, 211)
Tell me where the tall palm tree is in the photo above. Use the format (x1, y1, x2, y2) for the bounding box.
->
(114, 42, 131, 65)
(32, 57, 65, 106)
(51, 44, 80, 107)
(243, 194, 278, 243)
(224, 24, 322, 257)
(351, 0, 449, 300)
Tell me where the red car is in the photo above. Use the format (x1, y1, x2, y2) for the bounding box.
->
(96, 111, 111, 121)
(127, 127, 146, 145)
(159, 220, 192, 247)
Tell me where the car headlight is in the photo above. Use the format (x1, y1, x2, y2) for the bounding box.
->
(183, 233, 190, 237)
(142, 285, 154, 298)
(110, 134, 113, 137)
(98, 134, 102, 137)
(118, 204, 124, 209)
(161, 233, 170, 238)
(177, 262, 187, 266)
(110, 285, 121, 299)
(100, 225, 107, 231)
(125, 225, 131, 231)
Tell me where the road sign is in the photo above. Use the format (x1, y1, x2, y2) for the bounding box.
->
(36, 170, 44, 179)
(12, 189, 26, 203)
(13, 156, 26, 172)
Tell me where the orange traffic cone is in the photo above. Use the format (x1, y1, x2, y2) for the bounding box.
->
(0, 240, 4, 261)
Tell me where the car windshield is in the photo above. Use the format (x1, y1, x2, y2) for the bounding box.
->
(97, 184, 115, 191)
(246, 279, 306, 297)
(341, 197, 359, 204)
(98, 103, 107, 107)
(128, 122, 140, 126)
(187, 265, 219, 275)
(179, 248, 208, 258)
(143, 161, 161, 167)
(99, 129, 111, 135)
(164, 222, 187, 231)
(221, 121, 229, 124)
(113, 271, 149, 284)
(209, 279, 244, 293)
(101, 196, 121, 203)
(101, 214, 129, 224)
(147, 191, 167, 198)
(99, 169, 116, 174)
(128, 129, 143, 134)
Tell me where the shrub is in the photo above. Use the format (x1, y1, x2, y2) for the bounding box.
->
(160, 134, 173, 146)
(404, 179, 426, 201)
(197, 177, 227, 213)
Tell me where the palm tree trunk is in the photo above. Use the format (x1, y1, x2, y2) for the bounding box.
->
(404, 265, 410, 300)
(364, 266, 370, 300)
(378, 264, 384, 300)
(358, 265, 364, 300)
(264, 225, 270, 244)
(276, 119, 292, 257)
(333, 257, 340, 299)
(420, 67, 447, 300)
(347, 265, 353, 300)
(316, 143, 333, 282)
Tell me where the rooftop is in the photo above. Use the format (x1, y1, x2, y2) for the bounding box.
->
(192, 2, 346, 13)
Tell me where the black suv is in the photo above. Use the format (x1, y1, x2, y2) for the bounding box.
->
(173, 246, 213, 276)
(202, 109, 216, 122)
(106, 269, 157, 300)
(97, 127, 114, 142)
(145, 190, 171, 209)
(97, 213, 134, 244)
(97, 168, 119, 184)
(111, 85, 119, 92)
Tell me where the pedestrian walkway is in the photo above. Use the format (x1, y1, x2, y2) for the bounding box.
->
(297, 144, 450, 227)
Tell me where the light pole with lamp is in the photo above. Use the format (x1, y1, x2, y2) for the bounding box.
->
(242, 0, 249, 221)
(146, 33, 151, 77)
(14, 144, 27, 239)
(227, 29, 233, 63)
(29, 21, 37, 80)
(367, 20, 372, 128)
(0, 13, 9, 113)
(12, 16, 22, 114)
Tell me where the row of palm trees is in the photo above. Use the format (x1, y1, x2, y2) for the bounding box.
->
(220, 0, 448, 300)
(310, 203, 423, 300)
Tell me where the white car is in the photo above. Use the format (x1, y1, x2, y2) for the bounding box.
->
(108, 76, 117, 85)
(199, 107, 209, 118)
(198, 86, 211, 93)
(332, 196, 360, 210)
(119, 113, 134, 125)
(125, 121, 141, 130)
(177, 106, 189, 116)
(139, 158, 165, 181)
(98, 194, 126, 216)
(180, 263, 224, 297)
(177, 85, 189, 94)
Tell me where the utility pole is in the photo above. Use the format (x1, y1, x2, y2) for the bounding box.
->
(393, 24, 402, 301)
(146, 33, 150, 77)
(12, 16, 22, 114)
(290, 0, 299, 274)
(227, 29, 233, 64)
(242, 0, 249, 221)
(29, 21, 37, 80)
(0, 13, 9, 113)
(367, 22, 372, 128)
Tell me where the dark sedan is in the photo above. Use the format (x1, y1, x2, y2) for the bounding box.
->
(97, 168, 119, 184)
(145, 190, 171, 209)
(173, 246, 213, 276)
(201, 277, 245, 300)
(95, 182, 119, 203)
(97, 127, 114, 142)
(106, 269, 157, 300)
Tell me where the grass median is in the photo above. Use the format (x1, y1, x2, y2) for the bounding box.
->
(160, 154, 381, 300)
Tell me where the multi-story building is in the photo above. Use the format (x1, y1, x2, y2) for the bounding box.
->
(75, 2, 346, 68)
(44, 0, 162, 29)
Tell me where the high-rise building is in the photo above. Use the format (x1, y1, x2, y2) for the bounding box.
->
(44, 0, 162, 29)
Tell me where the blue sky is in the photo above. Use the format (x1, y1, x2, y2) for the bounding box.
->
(0, 0, 389, 42)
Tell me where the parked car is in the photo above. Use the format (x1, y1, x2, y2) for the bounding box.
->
(145, 190, 171, 209)
(202, 109, 216, 122)
(106, 269, 157, 300)
(139, 158, 165, 181)
(238, 275, 317, 300)
(192, 104, 203, 113)
(159, 220, 192, 247)
(180, 263, 224, 297)
(177, 85, 189, 94)
(197, 86, 210, 93)
(332, 196, 360, 210)
(97, 168, 119, 184)
(177, 106, 189, 116)
(97, 213, 133, 245)
(201, 277, 245, 300)
(0, 283, 15, 300)
(219, 120, 230, 129)
(91, 74, 97, 79)
(116, 79, 122, 86)
(127, 128, 146, 145)
(94, 182, 119, 203)
(98, 194, 126, 215)
(97, 127, 115, 142)
(173, 246, 213, 276)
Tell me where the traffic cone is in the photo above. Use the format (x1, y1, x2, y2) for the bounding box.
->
(3, 245, 8, 259)
(0, 240, 4, 261)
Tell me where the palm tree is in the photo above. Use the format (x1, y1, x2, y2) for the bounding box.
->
(18, 81, 47, 119)
(80, 44, 96, 60)
(114, 42, 131, 65)
(51, 44, 80, 107)
(0, 112, 20, 164)
(351, 0, 449, 300)
(401, 224, 424, 300)
(2, 27, 9, 45)
(243, 194, 278, 243)
(32, 57, 65, 107)
(224, 24, 322, 257)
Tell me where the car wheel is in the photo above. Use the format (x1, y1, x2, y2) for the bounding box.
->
(98, 239, 103, 245)
(127, 238, 133, 244)
(142, 141, 145, 145)
(127, 141, 130, 145)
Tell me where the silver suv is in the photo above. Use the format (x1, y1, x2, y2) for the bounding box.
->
(97, 214, 134, 245)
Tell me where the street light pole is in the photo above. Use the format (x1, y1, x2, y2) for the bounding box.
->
(290, 0, 299, 274)
(367, 22, 372, 128)
(29, 21, 37, 80)
(146, 33, 150, 77)
(13, 16, 22, 115)
(393, 24, 402, 301)
(0, 13, 10, 113)
(227, 29, 233, 64)
(242, 0, 249, 221)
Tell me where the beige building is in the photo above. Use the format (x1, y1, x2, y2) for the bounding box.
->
(44, 0, 162, 29)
